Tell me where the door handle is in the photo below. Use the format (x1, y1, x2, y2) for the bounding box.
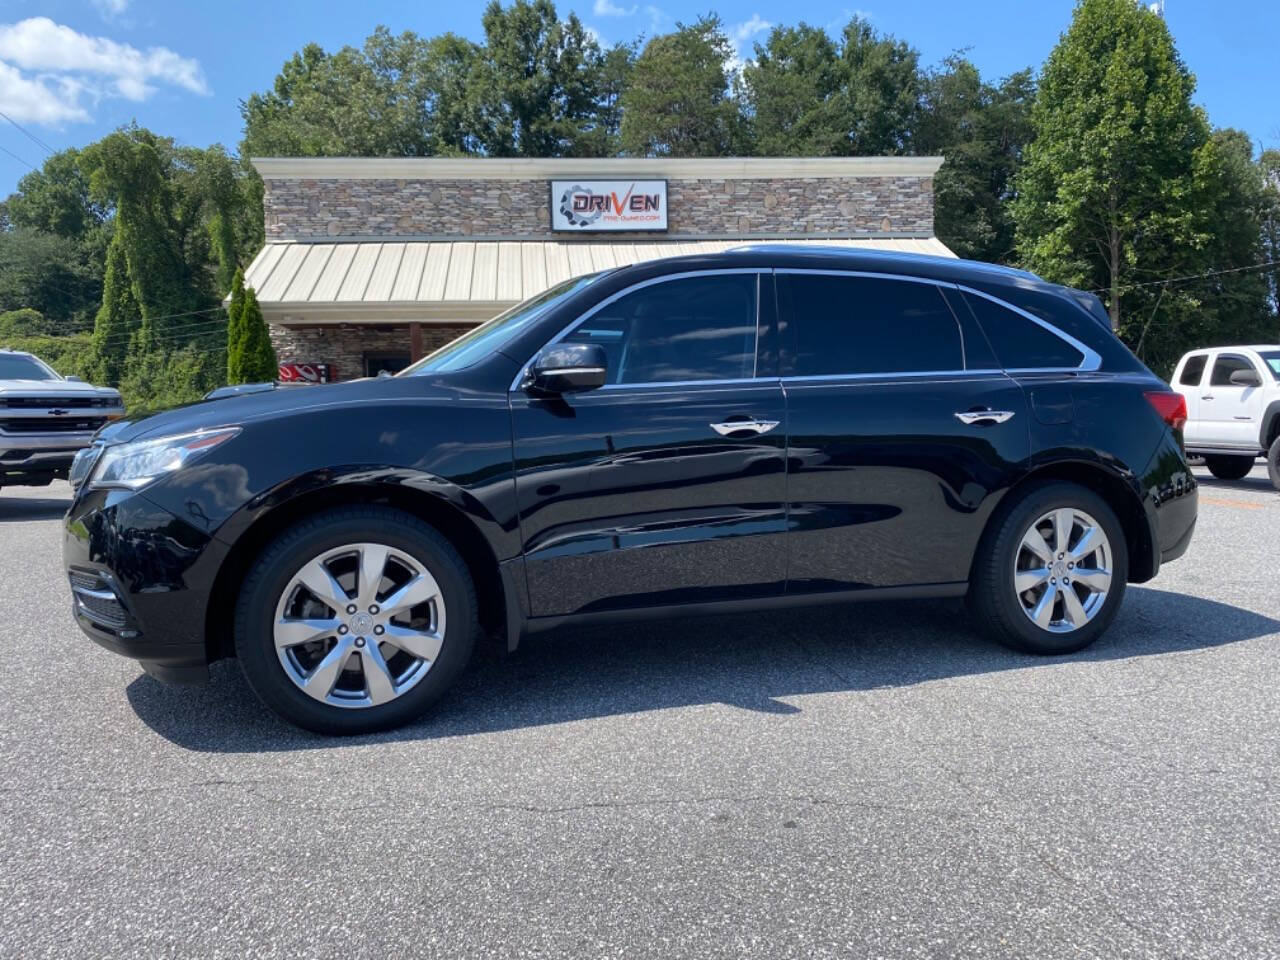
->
(1201, 395, 1214, 401)
(710, 418, 780, 436)
(954, 410, 1016, 425)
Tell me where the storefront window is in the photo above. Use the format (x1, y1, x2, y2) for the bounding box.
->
(364, 353, 410, 377)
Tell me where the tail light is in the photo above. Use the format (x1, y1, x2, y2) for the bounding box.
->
(1145, 390, 1187, 432)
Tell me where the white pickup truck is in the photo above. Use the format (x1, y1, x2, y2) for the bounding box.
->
(0, 349, 124, 490)
(1171, 345, 1280, 490)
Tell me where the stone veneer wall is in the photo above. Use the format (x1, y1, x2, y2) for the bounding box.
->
(263, 176, 933, 240)
(269, 324, 472, 380)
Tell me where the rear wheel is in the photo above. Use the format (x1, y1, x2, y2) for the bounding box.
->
(1204, 454, 1256, 481)
(1267, 437, 1280, 492)
(234, 506, 477, 734)
(969, 482, 1128, 655)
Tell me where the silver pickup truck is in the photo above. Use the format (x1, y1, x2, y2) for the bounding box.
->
(0, 348, 124, 489)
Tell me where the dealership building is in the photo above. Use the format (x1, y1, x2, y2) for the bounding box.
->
(243, 156, 951, 381)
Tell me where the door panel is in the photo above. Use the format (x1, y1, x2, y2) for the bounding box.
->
(511, 382, 787, 616)
(784, 374, 1029, 590)
(1200, 353, 1266, 447)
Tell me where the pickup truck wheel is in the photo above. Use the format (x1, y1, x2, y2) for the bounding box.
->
(1268, 437, 1280, 492)
(1204, 455, 1255, 481)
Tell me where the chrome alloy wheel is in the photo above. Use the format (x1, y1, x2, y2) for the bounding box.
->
(1013, 508, 1113, 634)
(273, 542, 446, 708)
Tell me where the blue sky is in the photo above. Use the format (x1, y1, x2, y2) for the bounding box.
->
(0, 0, 1276, 194)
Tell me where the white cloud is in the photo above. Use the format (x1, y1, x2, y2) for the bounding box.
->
(643, 5, 668, 32)
(593, 0, 636, 16)
(728, 13, 772, 73)
(91, 0, 131, 18)
(0, 60, 89, 124)
(0, 17, 206, 126)
(732, 13, 773, 46)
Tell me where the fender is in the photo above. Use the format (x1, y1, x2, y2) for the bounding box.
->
(1259, 399, 1280, 451)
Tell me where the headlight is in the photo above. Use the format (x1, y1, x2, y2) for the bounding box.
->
(89, 427, 240, 491)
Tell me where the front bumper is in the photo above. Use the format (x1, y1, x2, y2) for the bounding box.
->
(64, 487, 228, 684)
(0, 432, 94, 482)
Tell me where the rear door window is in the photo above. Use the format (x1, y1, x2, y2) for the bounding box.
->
(778, 274, 964, 376)
(1178, 354, 1208, 386)
(961, 292, 1085, 370)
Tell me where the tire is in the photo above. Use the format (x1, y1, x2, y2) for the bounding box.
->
(1204, 454, 1256, 481)
(234, 505, 477, 735)
(969, 481, 1128, 655)
(1268, 436, 1280, 492)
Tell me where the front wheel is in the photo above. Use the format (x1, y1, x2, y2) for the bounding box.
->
(1204, 454, 1256, 481)
(234, 506, 477, 735)
(969, 482, 1128, 655)
(1267, 437, 1280, 492)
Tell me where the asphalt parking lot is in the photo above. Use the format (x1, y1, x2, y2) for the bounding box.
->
(2, 468, 1278, 959)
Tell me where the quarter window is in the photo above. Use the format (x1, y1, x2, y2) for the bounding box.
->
(779, 274, 963, 376)
(1178, 354, 1208, 386)
(1209, 354, 1256, 386)
(562, 274, 759, 385)
(962, 292, 1085, 370)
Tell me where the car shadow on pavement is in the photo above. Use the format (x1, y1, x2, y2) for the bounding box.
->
(0, 494, 70, 522)
(126, 585, 1280, 753)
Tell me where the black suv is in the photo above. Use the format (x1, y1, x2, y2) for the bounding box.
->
(64, 247, 1197, 733)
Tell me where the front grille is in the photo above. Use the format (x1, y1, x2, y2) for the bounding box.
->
(0, 417, 106, 434)
(1, 396, 112, 409)
(70, 572, 127, 630)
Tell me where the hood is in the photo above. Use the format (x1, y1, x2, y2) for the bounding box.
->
(0, 378, 119, 398)
(103, 375, 460, 444)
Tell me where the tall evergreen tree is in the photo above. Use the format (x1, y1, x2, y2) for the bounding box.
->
(225, 268, 248, 383)
(89, 236, 140, 386)
(239, 289, 278, 383)
(1012, 0, 1258, 373)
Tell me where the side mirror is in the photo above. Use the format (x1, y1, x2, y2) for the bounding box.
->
(528, 342, 608, 395)
(1229, 368, 1262, 387)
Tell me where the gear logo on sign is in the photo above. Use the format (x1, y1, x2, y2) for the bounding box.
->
(559, 184, 603, 228)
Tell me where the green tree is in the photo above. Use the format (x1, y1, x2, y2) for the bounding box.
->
(468, 0, 617, 157)
(914, 56, 1034, 262)
(241, 28, 481, 159)
(238, 289, 278, 383)
(835, 16, 920, 155)
(739, 24, 844, 156)
(225, 268, 247, 383)
(1013, 0, 1232, 372)
(620, 16, 738, 157)
(89, 235, 140, 385)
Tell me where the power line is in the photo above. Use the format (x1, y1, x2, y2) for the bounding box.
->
(1091, 259, 1280, 296)
(0, 109, 54, 155)
(0, 142, 36, 170)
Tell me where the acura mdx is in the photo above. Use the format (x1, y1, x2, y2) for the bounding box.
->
(64, 247, 1198, 733)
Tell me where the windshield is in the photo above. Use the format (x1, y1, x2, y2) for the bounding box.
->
(1260, 351, 1280, 380)
(400, 272, 604, 376)
(0, 354, 58, 381)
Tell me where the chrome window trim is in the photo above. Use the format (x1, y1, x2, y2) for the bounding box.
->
(956, 284, 1102, 373)
(780, 369, 1005, 384)
(510, 268, 768, 393)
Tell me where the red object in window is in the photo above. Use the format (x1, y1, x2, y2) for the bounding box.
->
(278, 363, 336, 383)
(1144, 390, 1187, 432)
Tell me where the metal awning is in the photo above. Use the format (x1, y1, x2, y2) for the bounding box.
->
(244, 237, 957, 325)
